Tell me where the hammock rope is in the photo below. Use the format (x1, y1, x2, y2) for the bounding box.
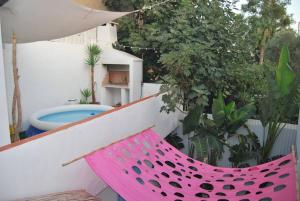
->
(85, 129, 298, 201)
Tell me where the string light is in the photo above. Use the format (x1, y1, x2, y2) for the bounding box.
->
(114, 42, 159, 52)
(132, 0, 174, 13)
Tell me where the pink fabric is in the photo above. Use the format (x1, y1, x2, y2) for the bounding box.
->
(85, 129, 297, 201)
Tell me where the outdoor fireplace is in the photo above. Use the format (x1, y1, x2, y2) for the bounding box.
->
(98, 24, 143, 106)
(103, 67, 129, 86)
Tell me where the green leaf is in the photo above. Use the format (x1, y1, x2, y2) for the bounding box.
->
(190, 134, 224, 165)
(183, 105, 203, 134)
(227, 103, 255, 135)
(276, 46, 295, 96)
(212, 92, 225, 127)
(85, 44, 101, 67)
(224, 102, 236, 116)
(80, 88, 92, 98)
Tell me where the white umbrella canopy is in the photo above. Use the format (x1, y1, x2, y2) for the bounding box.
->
(0, 0, 130, 43)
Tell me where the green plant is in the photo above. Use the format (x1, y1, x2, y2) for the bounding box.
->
(258, 46, 300, 163)
(158, 0, 256, 113)
(80, 88, 92, 104)
(223, 63, 268, 107)
(85, 44, 101, 103)
(212, 93, 256, 136)
(183, 93, 256, 165)
(266, 29, 300, 72)
(229, 127, 261, 167)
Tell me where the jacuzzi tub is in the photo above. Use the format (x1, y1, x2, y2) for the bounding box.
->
(30, 104, 113, 131)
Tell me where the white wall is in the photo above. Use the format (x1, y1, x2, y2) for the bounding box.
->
(4, 41, 105, 130)
(142, 83, 161, 97)
(0, 22, 11, 146)
(142, 83, 179, 136)
(130, 60, 143, 101)
(0, 95, 178, 201)
(53, 28, 98, 45)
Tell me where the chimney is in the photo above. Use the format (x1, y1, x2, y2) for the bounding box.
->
(97, 23, 118, 48)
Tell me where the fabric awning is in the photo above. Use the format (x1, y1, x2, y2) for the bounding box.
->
(0, 0, 130, 43)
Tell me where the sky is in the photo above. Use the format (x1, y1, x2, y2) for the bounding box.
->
(237, 0, 300, 31)
(287, 0, 300, 31)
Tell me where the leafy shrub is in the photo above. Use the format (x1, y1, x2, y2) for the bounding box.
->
(183, 93, 257, 165)
(80, 88, 92, 104)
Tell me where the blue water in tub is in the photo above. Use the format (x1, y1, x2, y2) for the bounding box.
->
(38, 110, 104, 123)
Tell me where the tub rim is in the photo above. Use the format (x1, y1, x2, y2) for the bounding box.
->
(30, 104, 113, 131)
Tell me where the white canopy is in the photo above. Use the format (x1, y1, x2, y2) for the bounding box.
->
(0, 0, 130, 43)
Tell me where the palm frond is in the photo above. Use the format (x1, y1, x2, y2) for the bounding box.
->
(85, 44, 101, 67)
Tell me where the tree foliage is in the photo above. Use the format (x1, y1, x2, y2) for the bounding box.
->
(265, 29, 300, 72)
(242, 0, 292, 64)
(108, 0, 258, 112)
(105, 0, 294, 113)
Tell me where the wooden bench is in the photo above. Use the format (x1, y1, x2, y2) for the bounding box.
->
(15, 190, 102, 201)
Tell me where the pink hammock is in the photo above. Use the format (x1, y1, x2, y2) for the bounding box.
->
(85, 129, 298, 201)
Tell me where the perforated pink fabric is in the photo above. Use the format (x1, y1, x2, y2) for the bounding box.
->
(85, 129, 297, 201)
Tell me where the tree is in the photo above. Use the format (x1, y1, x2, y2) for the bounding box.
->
(155, 0, 256, 112)
(106, 0, 257, 112)
(106, 0, 170, 83)
(103, 0, 139, 11)
(265, 29, 300, 72)
(12, 33, 22, 142)
(85, 44, 101, 103)
(242, 0, 293, 64)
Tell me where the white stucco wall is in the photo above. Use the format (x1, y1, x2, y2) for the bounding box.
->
(0, 22, 11, 146)
(3, 41, 105, 130)
(141, 83, 179, 136)
(142, 83, 161, 97)
(130, 60, 143, 101)
(0, 95, 178, 201)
